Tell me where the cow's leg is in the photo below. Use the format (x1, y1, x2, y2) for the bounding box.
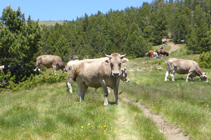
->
(107, 87, 111, 94)
(52, 65, 57, 75)
(66, 81, 73, 93)
(191, 77, 194, 82)
(170, 72, 175, 81)
(76, 79, 88, 101)
(186, 71, 192, 82)
(66, 76, 75, 93)
(165, 71, 169, 81)
(102, 80, 109, 105)
(34, 63, 40, 71)
(186, 72, 193, 82)
(113, 77, 120, 105)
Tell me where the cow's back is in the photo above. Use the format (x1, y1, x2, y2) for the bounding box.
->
(168, 58, 198, 74)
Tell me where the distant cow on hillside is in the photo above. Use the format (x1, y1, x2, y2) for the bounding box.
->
(35, 55, 66, 75)
(156, 49, 169, 56)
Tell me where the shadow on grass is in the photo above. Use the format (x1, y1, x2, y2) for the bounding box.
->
(109, 101, 118, 105)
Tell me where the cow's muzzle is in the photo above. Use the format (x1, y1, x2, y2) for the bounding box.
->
(112, 72, 120, 77)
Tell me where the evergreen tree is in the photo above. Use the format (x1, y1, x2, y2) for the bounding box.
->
(0, 6, 42, 67)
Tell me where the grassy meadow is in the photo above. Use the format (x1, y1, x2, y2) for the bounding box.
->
(38, 20, 65, 26)
(1, 44, 211, 139)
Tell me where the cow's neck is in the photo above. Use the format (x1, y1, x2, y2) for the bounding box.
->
(196, 68, 203, 76)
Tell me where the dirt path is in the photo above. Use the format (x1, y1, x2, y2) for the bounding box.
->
(162, 38, 180, 53)
(121, 97, 190, 140)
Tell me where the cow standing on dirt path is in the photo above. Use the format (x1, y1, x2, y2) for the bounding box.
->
(66, 53, 129, 105)
(35, 55, 66, 75)
(165, 58, 208, 82)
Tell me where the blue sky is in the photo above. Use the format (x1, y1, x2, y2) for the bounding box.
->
(1, 0, 152, 21)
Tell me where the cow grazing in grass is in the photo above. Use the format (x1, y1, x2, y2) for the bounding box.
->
(156, 49, 169, 56)
(35, 55, 65, 75)
(165, 58, 208, 82)
(66, 53, 129, 105)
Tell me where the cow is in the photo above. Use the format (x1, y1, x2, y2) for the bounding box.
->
(156, 49, 169, 56)
(66, 53, 129, 105)
(94, 67, 129, 94)
(146, 50, 154, 58)
(35, 55, 65, 75)
(66, 66, 129, 94)
(165, 58, 208, 82)
(65, 58, 130, 93)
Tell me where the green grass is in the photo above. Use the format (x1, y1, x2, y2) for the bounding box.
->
(1, 48, 211, 139)
(0, 82, 165, 140)
(38, 20, 65, 26)
(121, 53, 211, 139)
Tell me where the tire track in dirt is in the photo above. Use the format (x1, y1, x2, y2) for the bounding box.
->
(121, 97, 190, 140)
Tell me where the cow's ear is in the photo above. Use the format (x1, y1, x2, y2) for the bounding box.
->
(103, 59, 110, 65)
(122, 58, 129, 64)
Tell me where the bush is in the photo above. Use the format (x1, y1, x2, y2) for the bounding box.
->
(194, 52, 211, 68)
(1, 71, 67, 91)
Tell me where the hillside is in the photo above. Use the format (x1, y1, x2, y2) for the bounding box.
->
(38, 20, 65, 26)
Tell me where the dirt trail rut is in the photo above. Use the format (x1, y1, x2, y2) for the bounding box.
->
(162, 38, 180, 53)
(122, 97, 190, 140)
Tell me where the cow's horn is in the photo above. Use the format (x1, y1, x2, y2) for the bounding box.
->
(104, 52, 111, 58)
(120, 53, 127, 58)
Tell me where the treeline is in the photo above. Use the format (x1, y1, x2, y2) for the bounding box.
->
(1, 0, 211, 84)
(40, 0, 211, 62)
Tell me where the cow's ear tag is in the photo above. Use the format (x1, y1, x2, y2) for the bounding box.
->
(104, 59, 110, 65)
(122, 58, 129, 65)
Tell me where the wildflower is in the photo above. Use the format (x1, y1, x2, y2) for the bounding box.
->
(81, 126, 84, 129)
(104, 125, 106, 128)
(88, 123, 90, 126)
(102, 117, 104, 118)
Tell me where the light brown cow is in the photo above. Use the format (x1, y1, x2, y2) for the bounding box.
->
(35, 55, 65, 75)
(66, 64, 129, 93)
(165, 58, 208, 82)
(66, 53, 129, 105)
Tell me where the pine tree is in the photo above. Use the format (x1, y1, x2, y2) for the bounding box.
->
(0, 6, 42, 67)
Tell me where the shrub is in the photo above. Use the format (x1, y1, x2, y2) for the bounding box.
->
(1, 71, 67, 91)
(194, 51, 211, 68)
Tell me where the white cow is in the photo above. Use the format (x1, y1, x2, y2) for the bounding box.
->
(165, 58, 208, 82)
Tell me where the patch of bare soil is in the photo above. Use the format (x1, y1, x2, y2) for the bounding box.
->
(121, 97, 190, 140)
(162, 38, 180, 53)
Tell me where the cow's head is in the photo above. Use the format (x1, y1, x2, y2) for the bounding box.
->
(200, 72, 208, 82)
(120, 67, 129, 82)
(104, 53, 129, 77)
